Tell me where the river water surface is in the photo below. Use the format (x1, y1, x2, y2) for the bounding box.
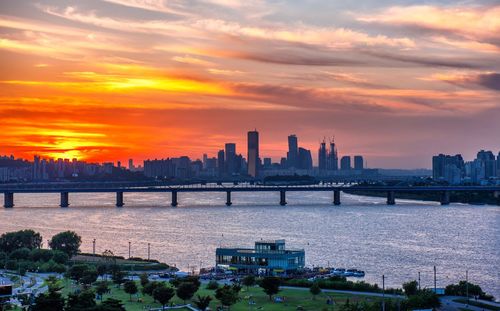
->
(0, 191, 498, 298)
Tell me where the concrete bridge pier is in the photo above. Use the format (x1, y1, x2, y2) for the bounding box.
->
(116, 191, 124, 207)
(279, 190, 287, 206)
(387, 191, 396, 205)
(60, 192, 69, 207)
(440, 191, 450, 205)
(333, 190, 341, 205)
(493, 191, 500, 198)
(171, 191, 178, 207)
(226, 191, 232, 206)
(4, 192, 14, 208)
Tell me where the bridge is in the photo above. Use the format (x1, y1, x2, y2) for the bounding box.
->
(1, 182, 499, 208)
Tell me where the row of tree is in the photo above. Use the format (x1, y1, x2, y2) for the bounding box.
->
(0, 229, 82, 257)
(1, 230, 82, 274)
(31, 277, 125, 311)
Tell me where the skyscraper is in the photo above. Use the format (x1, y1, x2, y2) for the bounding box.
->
(225, 143, 236, 175)
(287, 135, 298, 168)
(247, 130, 259, 177)
(298, 147, 313, 170)
(354, 156, 364, 170)
(217, 149, 225, 178)
(327, 139, 338, 170)
(318, 140, 327, 171)
(340, 156, 351, 170)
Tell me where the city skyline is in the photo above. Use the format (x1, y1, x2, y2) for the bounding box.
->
(1, 1, 499, 168)
(2, 129, 500, 170)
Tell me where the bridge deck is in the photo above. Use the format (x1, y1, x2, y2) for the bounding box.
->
(1, 183, 499, 193)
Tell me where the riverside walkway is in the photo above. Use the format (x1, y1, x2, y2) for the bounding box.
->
(1, 181, 499, 208)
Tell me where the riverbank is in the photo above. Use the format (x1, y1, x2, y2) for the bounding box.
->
(344, 189, 500, 205)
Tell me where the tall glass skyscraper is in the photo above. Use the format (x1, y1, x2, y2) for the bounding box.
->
(247, 130, 259, 177)
(287, 135, 298, 168)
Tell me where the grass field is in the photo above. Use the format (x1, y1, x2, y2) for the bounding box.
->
(9, 278, 389, 311)
(85, 281, 383, 311)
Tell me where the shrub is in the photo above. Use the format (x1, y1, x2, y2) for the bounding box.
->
(206, 280, 219, 290)
(9, 248, 31, 260)
(30, 249, 54, 262)
(5, 259, 18, 270)
(52, 250, 69, 264)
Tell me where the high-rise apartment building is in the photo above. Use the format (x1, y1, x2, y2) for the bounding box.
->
(225, 143, 236, 175)
(298, 147, 313, 170)
(217, 149, 225, 178)
(354, 156, 364, 170)
(340, 156, 351, 170)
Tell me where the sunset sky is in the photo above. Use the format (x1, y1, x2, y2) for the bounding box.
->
(1, 0, 499, 168)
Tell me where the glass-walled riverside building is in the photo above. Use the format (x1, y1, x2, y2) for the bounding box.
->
(216, 240, 305, 275)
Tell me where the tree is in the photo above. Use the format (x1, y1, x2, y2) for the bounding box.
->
(139, 272, 149, 287)
(31, 287, 65, 311)
(123, 280, 138, 301)
(95, 281, 110, 301)
(206, 280, 219, 290)
(68, 264, 90, 283)
(193, 295, 212, 311)
(170, 276, 200, 290)
(45, 276, 61, 289)
(97, 298, 126, 311)
(215, 284, 241, 310)
(176, 281, 197, 304)
(81, 269, 98, 287)
(51, 250, 69, 264)
(49, 231, 81, 257)
(30, 248, 54, 262)
(66, 289, 97, 311)
(242, 275, 256, 290)
(406, 290, 441, 310)
(403, 280, 418, 296)
(153, 285, 175, 309)
(97, 264, 108, 280)
(260, 276, 280, 300)
(310, 282, 322, 300)
(445, 280, 488, 299)
(112, 270, 126, 288)
(8, 247, 31, 260)
(0, 229, 42, 253)
(142, 281, 161, 298)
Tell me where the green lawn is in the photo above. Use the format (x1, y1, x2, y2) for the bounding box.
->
(88, 281, 383, 311)
(8, 279, 389, 311)
(453, 298, 500, 311)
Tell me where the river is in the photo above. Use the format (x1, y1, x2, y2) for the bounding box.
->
(0, 191, 498, 298)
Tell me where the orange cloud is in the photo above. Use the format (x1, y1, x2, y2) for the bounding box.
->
(357, 5, 500, 41)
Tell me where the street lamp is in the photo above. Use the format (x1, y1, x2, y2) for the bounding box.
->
(93, 239, 96, 255)
(382, 275, 385, 311)
(433, 266, 437, 294)
(418, 271, 421, 291)
(466, 270, 469, 306)
(147, 243, 150, 261)
(128, 241, 131, 259)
